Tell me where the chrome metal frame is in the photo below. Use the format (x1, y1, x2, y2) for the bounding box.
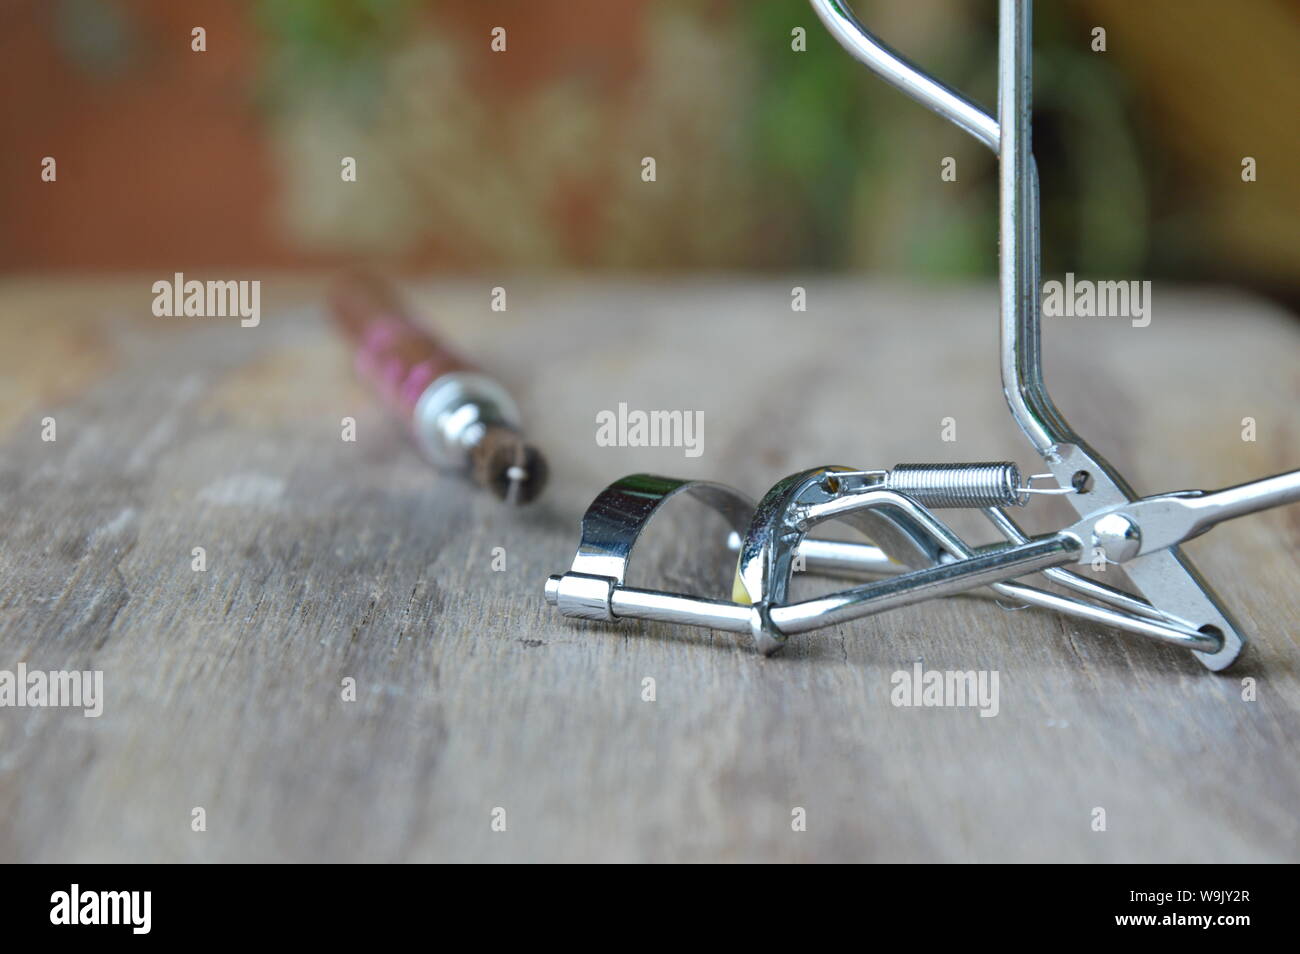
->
(543, 1, 1300, 672)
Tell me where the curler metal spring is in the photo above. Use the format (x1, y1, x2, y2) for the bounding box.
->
(884, 462, 1024, 508)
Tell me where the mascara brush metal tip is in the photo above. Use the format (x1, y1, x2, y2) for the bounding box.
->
(472, 427, 549, 506)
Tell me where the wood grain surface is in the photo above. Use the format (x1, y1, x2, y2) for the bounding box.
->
(0, 276, 1296, 862)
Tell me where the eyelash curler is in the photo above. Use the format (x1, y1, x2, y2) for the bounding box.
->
(543, 0, 1300, 671)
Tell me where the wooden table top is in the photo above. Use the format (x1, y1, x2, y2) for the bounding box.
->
(0, 275, 1296, 862)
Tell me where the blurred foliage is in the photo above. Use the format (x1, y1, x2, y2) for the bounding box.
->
(741, 1, 1147, 276)
(250, 0, 1159, 278)
(255, 0, 417, 110)
(1030, 8, 1147, 277)
(743, 2, 882, 269)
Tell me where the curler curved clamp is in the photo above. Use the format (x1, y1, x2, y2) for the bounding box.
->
(544, 474, 758, 631)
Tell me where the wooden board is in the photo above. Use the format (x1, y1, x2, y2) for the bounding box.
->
(0, 276, 1297, 862)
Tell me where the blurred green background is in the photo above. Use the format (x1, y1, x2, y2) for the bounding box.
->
(4, 0, 1298, 302)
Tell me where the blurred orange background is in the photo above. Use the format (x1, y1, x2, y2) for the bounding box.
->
(3, 0, 1297, 303)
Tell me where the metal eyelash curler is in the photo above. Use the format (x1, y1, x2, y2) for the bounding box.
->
(543, 0, 1300, 671)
